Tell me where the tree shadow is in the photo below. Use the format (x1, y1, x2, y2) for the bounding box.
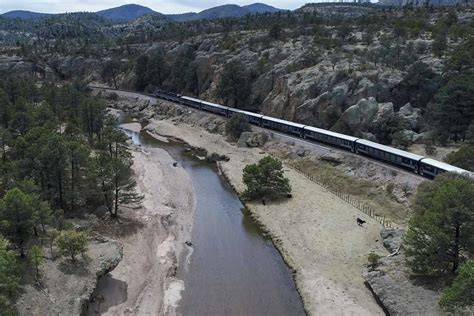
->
(57, 256, 91, 276)
(95, 216, 145, 238)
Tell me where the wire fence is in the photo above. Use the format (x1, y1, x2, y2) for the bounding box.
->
(289, 163, 395, 228)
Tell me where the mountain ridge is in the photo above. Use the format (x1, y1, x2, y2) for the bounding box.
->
(1, 3, 284, 22)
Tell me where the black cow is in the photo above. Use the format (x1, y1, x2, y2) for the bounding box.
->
(357, 218, 366, 226)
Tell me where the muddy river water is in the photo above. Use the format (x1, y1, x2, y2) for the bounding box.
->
(97, 127, 305, 315)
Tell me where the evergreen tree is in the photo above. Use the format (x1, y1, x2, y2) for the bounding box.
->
(404, 173, 474, 274)
(27, 245, 45, 280)
(243, 156, 291, 200)
(216, 60, 252, 109)
(439, 260, 474, 310)
(0, 188, 37, 256)
(0, 236, 20, 298)
(434, 74, 474, 142)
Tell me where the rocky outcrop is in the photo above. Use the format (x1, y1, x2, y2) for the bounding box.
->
(237, 131, 269, 147)
(16, 237, 123, 316)
(363, 229, 442, 316)
(364, 255, 442, 316)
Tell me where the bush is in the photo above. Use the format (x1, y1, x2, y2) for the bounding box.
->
(439, 260, 474, 310)
(225, 113, 251, 141)
(242, 156, 291, 200)
(55, 230, 88, 262)
(445, 145, 474, 172)
(367, 253, 381, 271)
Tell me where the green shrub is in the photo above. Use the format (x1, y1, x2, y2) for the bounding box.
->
(56, 230, 88, 262)
(439, 260, 474, 310)
(367, 253, 381, 271)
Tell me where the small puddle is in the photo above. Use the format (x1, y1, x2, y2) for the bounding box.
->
(90, 120, 305, 315)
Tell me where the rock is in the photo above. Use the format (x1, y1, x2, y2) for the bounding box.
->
(380, 228, 405, 253)
(237, 132, 269, 147)
(340, 97, 378, 132)
(372, 102, 394, 125)
(397, 103, 422, 130)
(363, 255, 442, 316)
(340, 104, 361, 131)
(329, 83, 349, 107)
(294, 91, 341, 129)
(354, 77, 377, 100)
(361, 132, 377, 141)
(358, 97, 379, 121)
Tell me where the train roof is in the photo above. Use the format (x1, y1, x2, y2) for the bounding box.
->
(262, 116, 307, 129)
(181, 96, 229, 110)
(356, 139, 424, 161)
(420, 158, 472, 175)
(303, 125, 359, 142)
(228, 107, 264, 119)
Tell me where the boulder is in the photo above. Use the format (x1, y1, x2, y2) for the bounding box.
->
(353, 77, 377, 99)
(380, 228, 405, 253)
(358, 97, 379, 121)
(397, 103, 422, 130)
(294, 91, 342, 129)
(361, 132, 377, 141)
(237, 132, 269, 147)
(329, 83, 349, 107)
(340, 97, 378, 132)
(372, 102, 394, 124)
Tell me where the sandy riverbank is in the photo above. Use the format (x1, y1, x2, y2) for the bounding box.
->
(143, 119, 388, 315)
(90, 128, 195, 315)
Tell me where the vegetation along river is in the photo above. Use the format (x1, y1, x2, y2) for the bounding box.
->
(125, 127, 305, 315)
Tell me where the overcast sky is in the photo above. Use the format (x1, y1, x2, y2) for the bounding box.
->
(0, 1, 310, 14)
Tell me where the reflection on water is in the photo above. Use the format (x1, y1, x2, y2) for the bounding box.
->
(124, 128, 305, 316)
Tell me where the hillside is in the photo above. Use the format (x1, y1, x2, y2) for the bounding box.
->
(1, 2, 284, 23)
(1, 10, 50, 19)
(0, 4, 473, 152)
(96, 4, 155, 21)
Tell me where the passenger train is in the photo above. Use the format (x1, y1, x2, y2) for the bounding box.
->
(151, 90, 471, 179)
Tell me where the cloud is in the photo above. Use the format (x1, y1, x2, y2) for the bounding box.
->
(0, 0, 308, 14)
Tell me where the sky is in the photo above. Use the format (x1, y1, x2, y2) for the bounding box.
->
(0, 0, 310, 14)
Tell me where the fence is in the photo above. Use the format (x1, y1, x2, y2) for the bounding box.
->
(289, 163, 395, 228)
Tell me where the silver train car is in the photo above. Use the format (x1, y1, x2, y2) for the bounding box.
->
(152, 90, 472, 179)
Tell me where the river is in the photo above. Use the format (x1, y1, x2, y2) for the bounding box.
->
(100, 126, 305, 315)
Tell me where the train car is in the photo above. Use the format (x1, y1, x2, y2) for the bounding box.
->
(419, 158, 471, 178)
(227, 107, 264, 125)
(355, 139, 424, 172)
(261, 116, 306, 137)
(189, 98, 228, 116)
(303, 126, 358, 151)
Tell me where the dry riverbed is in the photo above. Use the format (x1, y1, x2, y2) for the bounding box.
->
(89, 122, 195, 315)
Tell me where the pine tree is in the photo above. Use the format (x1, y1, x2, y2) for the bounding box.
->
(404, 173, 474, 274)
(27, 245, 45, 280)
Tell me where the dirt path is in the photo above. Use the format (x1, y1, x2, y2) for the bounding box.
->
(91, 137, 195, 315)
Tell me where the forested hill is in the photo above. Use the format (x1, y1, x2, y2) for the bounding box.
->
(0, 4, 473, 160)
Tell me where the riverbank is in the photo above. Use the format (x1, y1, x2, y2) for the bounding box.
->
(141, 118, 387, 315)
(89, 129, 196, 315)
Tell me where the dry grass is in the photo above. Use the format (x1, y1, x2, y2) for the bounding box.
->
(290, 157, 412, 225)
